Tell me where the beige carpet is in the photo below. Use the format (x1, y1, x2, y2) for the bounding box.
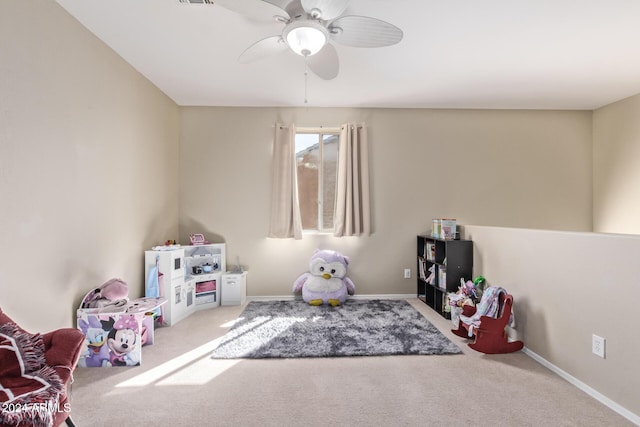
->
(69, 299, 633, 426)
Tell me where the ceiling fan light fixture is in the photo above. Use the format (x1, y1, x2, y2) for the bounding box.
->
(283, 20, 328, 57)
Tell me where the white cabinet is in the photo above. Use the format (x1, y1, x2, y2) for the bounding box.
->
(221, 272, 247, 306)
(144, 249, 196, 326)
(183, 244, 226, 311)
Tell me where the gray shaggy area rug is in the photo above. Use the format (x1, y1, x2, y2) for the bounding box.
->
(210, 299, 462, 359)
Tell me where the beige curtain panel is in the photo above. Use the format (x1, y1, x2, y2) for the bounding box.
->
(334, 123, 371, 237)
(268, 124, 302, 239)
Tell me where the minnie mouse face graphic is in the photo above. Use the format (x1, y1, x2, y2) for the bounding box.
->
(105, 315, 139, 366)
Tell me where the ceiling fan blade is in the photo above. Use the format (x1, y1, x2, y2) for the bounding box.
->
(300, 0, 349, 20)
(238, 36, 288, 64)
(307, 43, 339, 80)
(215, 0, 289, 22)
(329, 15, 403, 48)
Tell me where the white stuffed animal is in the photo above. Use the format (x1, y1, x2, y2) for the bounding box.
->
(292, 249, 355, 306)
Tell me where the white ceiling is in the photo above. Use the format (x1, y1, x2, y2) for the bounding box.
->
(56, 0, 640, 110)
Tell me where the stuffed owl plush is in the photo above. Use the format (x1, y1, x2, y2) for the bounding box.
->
(293, 249, 356, 306)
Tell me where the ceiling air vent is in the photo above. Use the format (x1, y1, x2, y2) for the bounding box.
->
(178, 0, 214, 4)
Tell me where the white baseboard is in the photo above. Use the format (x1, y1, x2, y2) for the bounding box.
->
(523, 347, 640, 426)
(247, 294, 415, 302)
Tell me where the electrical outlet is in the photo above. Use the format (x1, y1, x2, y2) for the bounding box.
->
(592, 334, 605, 358)
(404, 268, 411, 279)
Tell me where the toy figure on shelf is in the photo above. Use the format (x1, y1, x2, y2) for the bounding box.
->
(425, 265, 436, 285)
(293, 249, 355, 306)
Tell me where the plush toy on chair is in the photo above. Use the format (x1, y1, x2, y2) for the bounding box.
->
(293, 249, 355, 306)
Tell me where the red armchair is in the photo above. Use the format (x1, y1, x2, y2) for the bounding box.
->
(0, 308, 85, 427)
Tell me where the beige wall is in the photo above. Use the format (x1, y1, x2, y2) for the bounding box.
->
(179, 107, 592, 297)
(4, 0, 637, 420)
(593, 93, 640, 234)
(0, 1, 180, 330)
(465, 225, 640, 419)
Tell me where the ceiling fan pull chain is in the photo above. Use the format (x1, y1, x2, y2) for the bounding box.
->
(304, 58, 309, 104)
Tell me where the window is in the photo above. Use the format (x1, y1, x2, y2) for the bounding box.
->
(295, 128, 340, 232)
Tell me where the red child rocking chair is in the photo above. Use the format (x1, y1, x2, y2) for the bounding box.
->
(451, 287, 524, 354)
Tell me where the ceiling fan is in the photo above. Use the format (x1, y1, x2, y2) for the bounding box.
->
(196, 0, 404, 80)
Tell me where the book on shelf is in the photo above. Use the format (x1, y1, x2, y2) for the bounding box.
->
(438, 267, 447, 289)
(426, 242, 435, 261)
(418, 258, 428, 281)
(441, 219, 456, 240)
(442, 293, 450, 315)
(431, 218, 457, 240)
